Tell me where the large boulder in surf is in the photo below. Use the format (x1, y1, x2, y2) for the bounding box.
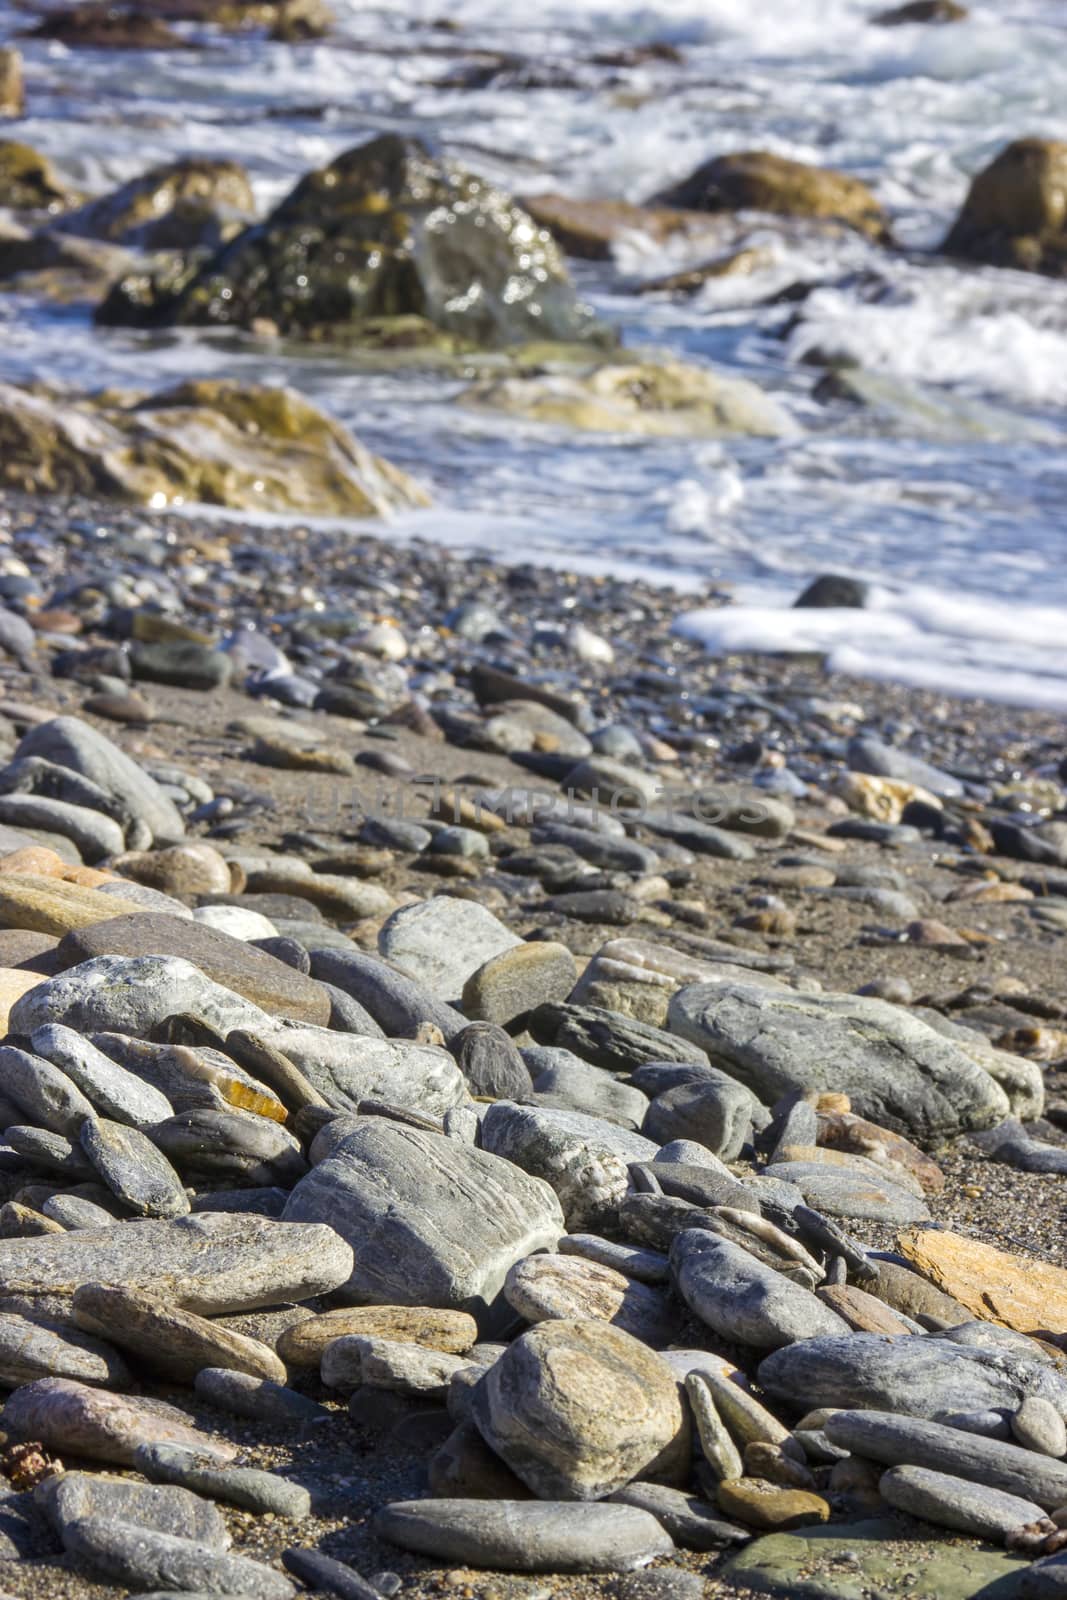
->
(652, 150, 889, 242)
(0, 379, 428, 516)
(97, 133, 605, 348)
(943, 138, 1067, 276)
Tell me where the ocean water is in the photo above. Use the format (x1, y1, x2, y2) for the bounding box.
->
(2, 0, 1067, 703)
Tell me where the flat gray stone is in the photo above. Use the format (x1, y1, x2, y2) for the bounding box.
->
(0, 1310, 130, 1388)
(472, 1318, 684, 1500)
(668, 983, 1010, 1142)
(825, 1411, 1067, 1510)
(879, 1464, 1044, 1539)
(283, 1121, 563, 1328)
(379, 897, 521, 1002)
(15, 716, 185, 845)
(0, 1044, 95, 1135)
(761, 1161, 930, 1224)
(375, 1498, 674, 1572)
(643, 1076, 757, 1161)
(671, 1230, 848, 1350)
(480, 1101, 658, 1229)
(136, 1441, 313, 1517)
(36, 1470, 229, 1549)
(80, 1117, 190, 1219)
(0, 1212, 353, 1321)
(530, 1001, 708, 1075)
(258, 1027, 469, 1119)
(609, 1482, 750, 1550)
(193, 1365, 329, 1424)
(321, 1334, 471, 1397)
(558, 1234, 670, 1285)
(62, 1515, 294, 1597)
(527, 1048, 649, 1130)
(9, 954, 275, 1041)
(758, 1333, 1067, 1423)
(0, 795, 124, 862)
(30, 1024, 173, 1128)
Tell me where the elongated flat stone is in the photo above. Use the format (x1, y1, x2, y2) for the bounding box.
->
(59, 912, 331, 1024)
(0, 1213, 354, 1321)
(35, 1469, 230, 1549)
(136, 1441, 312, 1517)
(504, 1253, 679, 1345)
(30, 1023, 173, 1128)
(3, 1377, 238, 1465)
(375, 1498, 674, 1572)
(758, 1333, 1067, 1422)
(72, 1283, 287, 1382)
(879, 1464, 1045, 1540)
(825, 1411, 1067, 1510)
(278, 1305, 478, 1369)
(80, 1117, 190, 1219)
(0, 1310, 130, 1389)
(63, 1515, 294, 1597)
(0, 1044, 95, 1135)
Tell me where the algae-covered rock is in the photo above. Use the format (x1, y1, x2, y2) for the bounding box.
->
(59, 159, 255, 251)
(96, 133, 605, 347)
(653, 150, 888, 242)
(21, 4, 188, 48)
(0, 141, 74, 213)
(461, 357, 792, 438)
(0, 379, 428, 516)
(943, 138, 1067, 277)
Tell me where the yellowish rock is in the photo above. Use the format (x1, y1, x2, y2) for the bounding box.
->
(832, 770, 941, 823)
(0, 875, 148, 936)
(461, 357, 793, 439)
(898, 1227, 1067, 1337)
(0, 968, 43, 1031)
(0, 847, 114, 887)
(278, 1306, 479, 1369)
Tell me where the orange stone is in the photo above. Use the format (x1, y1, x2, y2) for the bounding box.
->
(898, 1227, 1067, 1338)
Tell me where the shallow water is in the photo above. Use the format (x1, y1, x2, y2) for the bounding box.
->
(2, 0, 1067, 703)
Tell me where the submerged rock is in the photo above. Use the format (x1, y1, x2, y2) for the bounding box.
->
(462, 357, 793, 438)
(943, 139, 1067, 276)
(653, 150, 889, 241)
(0, 379, 428, 516)
(100, 133, 604, 347)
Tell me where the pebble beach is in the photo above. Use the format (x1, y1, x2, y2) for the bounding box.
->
(1, 0, 1067, 1596)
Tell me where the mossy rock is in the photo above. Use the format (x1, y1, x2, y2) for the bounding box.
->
(59, 158, 255, 250)
(653, 150, 889, 242)
(0, 378, 429, 516)
(942, 138, 1067, 275)
(21, 4, 189, 48)
(96, 132, 608, 349)
(874, 0, 967, 22)
(0, 141, 74, 213)
(461, 356, 794, 438)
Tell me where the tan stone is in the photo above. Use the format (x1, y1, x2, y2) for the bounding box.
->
(111, 842, 233, 897)
(717, 1477, 830, 1531)
(0, 968, 44, 1031)
(0, 875, 148, 936)
(0, 49, 23, 118)
(0, 847, 114, 887)
(816, 1283, 915, 1336)
(72, 1282, 287, 1383)
(277, 1305, 479, 1370)
(817, 1110, 945, 1194)
(832, 770, 940, 823)
(521, 191, 725, 260)
(898, 1227, 1067, 1337)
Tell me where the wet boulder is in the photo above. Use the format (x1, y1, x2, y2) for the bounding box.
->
(462, 357, 793, 438)
(652, 150, 889, 242)
(0, 379, 429, 516)
(58, 159, 255, 251)
(943, 139, 1067, 277)
(874, 0, 967, 22)
(97, 132, 605, 347)
(0, 141, 74, 213)
(21, 4, 188, 48)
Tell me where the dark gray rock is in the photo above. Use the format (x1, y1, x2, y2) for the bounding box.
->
(62, 1515, 294, 1597)
(450, 1022, 534, 1100)
(136, 1440, 313, 1516)
(643, 1077, 757, 1161)
(35, 1469, 229, 1549)
(529, 1002, 708, 1074)
(848, 733, 963, 799)
(608, 1483, 750, 1550)
(307, 947, 467, 1041)
(879, 1463, 1044, 1539)
(80, 1117, 190, 1218)
(15, 715, 185, 844)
